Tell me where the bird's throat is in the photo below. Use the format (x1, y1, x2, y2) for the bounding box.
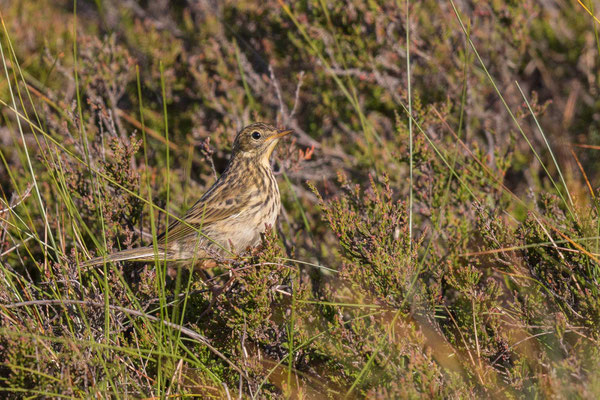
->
(261, 140, 279, 165)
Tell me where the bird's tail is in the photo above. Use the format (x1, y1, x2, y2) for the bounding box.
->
(81, 247, 173, 268)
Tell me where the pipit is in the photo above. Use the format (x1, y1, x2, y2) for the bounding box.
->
(84, 122, 292, 267)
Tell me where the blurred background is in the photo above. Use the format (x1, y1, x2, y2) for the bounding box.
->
(1, 0, 600, 398)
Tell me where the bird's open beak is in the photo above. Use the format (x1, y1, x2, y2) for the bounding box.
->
(266, 129, 293, 142)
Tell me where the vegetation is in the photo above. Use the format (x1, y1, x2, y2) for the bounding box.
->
(1, 0, 600, 397)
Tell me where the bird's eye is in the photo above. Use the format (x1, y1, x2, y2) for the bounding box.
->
(251, 131, 261, 140)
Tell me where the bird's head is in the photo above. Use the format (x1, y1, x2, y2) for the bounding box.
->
(231, 123, 293, 164)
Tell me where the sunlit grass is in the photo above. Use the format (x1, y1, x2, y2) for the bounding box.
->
(1, 0, 600, 398)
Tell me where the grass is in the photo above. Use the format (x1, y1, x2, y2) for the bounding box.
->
(1, 0, 600, 398)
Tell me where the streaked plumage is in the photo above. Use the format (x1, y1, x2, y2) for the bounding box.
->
(83, 123, 291, 267)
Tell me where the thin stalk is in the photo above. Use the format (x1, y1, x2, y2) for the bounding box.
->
(449, 0, 575, 219)
(406, 0, 413, 246)
(515, 81, 573, 207)
(0, 24, 56, 256)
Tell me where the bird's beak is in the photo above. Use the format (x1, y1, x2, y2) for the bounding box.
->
(266, 129, 293, 142)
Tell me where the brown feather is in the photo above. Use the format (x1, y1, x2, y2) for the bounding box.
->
(84, 123, 291, 267)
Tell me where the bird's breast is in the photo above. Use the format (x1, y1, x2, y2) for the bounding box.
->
(206, 166, 281, 254)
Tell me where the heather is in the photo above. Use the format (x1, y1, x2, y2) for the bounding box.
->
(1, 0, 600, 398)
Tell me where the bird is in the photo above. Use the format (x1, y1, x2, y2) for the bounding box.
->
(83, 122, 292, 268)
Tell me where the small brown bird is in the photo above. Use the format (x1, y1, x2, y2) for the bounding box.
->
(83, 123, 292, 267)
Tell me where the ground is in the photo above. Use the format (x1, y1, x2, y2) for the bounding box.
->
(1, 0, 600, 398)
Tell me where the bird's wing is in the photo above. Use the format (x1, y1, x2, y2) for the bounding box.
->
(157, 178, 250, 244)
